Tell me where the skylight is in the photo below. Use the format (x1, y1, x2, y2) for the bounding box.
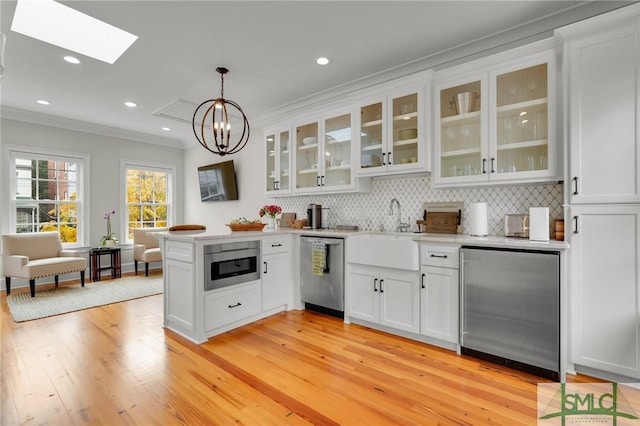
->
(11, 0, 138, 64)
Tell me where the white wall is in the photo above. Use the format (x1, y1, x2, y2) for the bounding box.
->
(183, 128, 274, 233)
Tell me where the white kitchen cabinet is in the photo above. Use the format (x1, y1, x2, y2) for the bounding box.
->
(261, 236, 292, 311)
(562, 21, 640, 204)
(569, 205, 640, 379)
(420, 244, 460, 347)
(356, 86, 427, 176)
(433, 49, 558, 187)
(347, 264, 420, 334)
(293, 109, 356, 194)
(164, 241, 196, 336)
(204, 281, 261, 331)
(264, 126, 292, 195)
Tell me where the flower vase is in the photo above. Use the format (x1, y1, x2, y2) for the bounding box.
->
(265, 217, 277, 232)
(104, 239, 116, 248)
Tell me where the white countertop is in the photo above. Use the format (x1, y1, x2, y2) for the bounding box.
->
(154, 228, 569, 250)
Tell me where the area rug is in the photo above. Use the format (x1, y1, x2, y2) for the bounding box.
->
(7, 276, 163, 322)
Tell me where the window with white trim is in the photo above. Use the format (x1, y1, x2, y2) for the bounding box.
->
(9, 149, 87, 246)
(122, 161, 175, 244)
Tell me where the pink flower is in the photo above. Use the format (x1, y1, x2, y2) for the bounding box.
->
(259, 205, 282, 218)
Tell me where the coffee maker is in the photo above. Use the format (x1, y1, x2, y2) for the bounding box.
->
(307, 203, 322, 229)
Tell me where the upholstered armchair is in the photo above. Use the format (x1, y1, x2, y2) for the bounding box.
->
(2, 232, 87, 297)
(133, 228, 168, 276)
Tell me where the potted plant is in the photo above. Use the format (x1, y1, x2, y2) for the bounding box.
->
(100, 210, 118, 247)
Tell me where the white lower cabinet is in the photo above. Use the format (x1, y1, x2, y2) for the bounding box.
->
(419, 244, 460, 346)
(165, 257, 195, 333)
(347, 264, 420, 334)
(204, 282, 261, 332)
(261, 236, 292, 311)
(570, 205, 640, 379)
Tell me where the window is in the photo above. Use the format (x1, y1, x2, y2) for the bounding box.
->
(122, 161, 175, 244)
(7, 147, 87, 246)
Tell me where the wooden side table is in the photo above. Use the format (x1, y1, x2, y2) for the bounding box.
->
(90, 247, 122, 282)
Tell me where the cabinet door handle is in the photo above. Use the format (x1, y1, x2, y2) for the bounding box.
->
(430, 254, 448, 259)
(263, 261, 268, 274)
(321, 175, 325, 186)
(482, 158, 487, 174)
(382, 152, 386, 165)
(316, 175, 321, 186)
(490, 158, 495, 173)
(573, 216, 579, 234)
(228, 302, 242, 309)
(573, 177, 579, 195)
(387, 152, 392, 165)
(421, 273, 426, 289)
(379, 279, 384, 293)
(373, 278, 378, 292)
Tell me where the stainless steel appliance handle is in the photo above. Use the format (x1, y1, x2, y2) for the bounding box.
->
(460, 250, 466, 344)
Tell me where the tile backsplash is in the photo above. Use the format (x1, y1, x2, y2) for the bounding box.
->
(275, 175, 563, 236)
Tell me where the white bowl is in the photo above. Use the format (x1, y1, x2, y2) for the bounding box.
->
(302, 137, 317, 145)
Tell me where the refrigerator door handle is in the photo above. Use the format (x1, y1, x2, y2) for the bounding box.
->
(460, 250, 466, 344)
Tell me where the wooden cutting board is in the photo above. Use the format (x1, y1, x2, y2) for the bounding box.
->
(416, 212, 459, 234)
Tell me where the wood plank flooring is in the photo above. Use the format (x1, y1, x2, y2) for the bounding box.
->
(1, 274, 599, 425)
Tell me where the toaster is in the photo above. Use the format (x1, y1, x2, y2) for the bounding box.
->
(504, 214, 529, 238)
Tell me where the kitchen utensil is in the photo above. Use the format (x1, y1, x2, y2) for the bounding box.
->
(452, 91, 478, 115)
(419, 202, 463, 234)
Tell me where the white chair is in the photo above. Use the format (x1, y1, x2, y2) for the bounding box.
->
(133, 228, 168, 276)
(2, 232, 87, 297)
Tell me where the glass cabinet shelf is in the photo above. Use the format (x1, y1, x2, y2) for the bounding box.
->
(441, 147, 482, 158)
(362, 119, 383, 128)
(392, 112, 418, 121)
(298, 143, 318, 150)
(497, 139, 547, 151)
(362, 143, 383, 151)
(393, 139, 418, 146)
(496, 97, 547, 117)
(441, 111, 481, 127)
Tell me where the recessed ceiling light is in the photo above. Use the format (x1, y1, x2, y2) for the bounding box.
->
(11, 0, 138, 64)
(124, 101, 137, 108)
(161, 127, 171, 131)
(63, 55, 81, 64)
(36, 99, 50, 105)
(316, 57, 330, 66)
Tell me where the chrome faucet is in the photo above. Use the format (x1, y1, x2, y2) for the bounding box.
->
(389, 198, 410, 232)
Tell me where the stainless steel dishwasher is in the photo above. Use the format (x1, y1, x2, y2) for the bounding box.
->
(300, 236, 344, 318)
(461, 246, 560, 380)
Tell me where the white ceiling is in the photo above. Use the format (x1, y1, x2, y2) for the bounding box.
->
(0, 1, 635, 149)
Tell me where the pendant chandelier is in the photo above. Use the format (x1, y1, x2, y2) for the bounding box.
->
(192, 67, 250, 156)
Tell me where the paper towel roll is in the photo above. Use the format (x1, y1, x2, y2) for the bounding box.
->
(469, 202, 488, 236)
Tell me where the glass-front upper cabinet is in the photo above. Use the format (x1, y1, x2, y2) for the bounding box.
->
(493, 62, 549, 176)
(264, 127, 291, 195)
(433, 50, 556, 187)
(357, 87, 425, 176)
(294, 110, 355, 194)
(437, 79, 484, 181)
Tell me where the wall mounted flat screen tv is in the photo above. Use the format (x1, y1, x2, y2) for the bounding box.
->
(197, 160, 239, 201)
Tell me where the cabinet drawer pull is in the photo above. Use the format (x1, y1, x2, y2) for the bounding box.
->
(421, 273, 426, 289)
(271, 243, 283, 247)
(373, 278, 378, 292)
(379, 279, 384, 293)
(228, 302, 242, 309)
(430, 254, 448, 259)
(573, 216, 579, 234)
(572, 176, 579, 195)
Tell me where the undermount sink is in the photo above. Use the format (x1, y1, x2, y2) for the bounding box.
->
(346, 233, 419, 270)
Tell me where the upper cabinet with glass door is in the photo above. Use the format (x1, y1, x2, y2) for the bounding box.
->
(433, 50, 557, 187)
(357, 87, 426, 176)
(264, 127, 291, 196)
(294, 110, 355, 194)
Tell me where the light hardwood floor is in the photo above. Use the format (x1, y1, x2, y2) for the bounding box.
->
(1, 273, 598, 425)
